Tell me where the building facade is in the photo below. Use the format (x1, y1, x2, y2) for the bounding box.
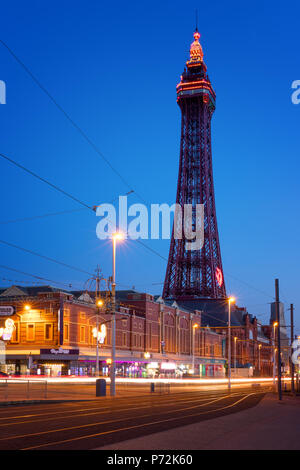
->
(0, 285, 226, 377)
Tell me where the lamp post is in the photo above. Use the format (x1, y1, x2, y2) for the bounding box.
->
(258, 344, 262, 376)
(273, 322, 278, 385)
(234, 336, 237, 376)
(110, 232, 123, 397)
(95, 299, 103, 376)
(192, 323, 199, 375)
(227, 297, 235, 390)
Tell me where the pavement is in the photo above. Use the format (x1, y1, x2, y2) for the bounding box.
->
(98, 393, 300, 450)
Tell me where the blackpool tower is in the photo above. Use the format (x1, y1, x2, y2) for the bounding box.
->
(163, 30, 226, 300)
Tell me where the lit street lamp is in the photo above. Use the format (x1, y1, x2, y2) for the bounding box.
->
(110, 232, 123, 397)
(228, 297, 235, 390)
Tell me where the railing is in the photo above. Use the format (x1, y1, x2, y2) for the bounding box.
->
(0, 379, 48, 401)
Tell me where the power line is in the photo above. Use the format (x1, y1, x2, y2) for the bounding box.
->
(0, 39, 145, 201)
(0, 194, 126, 225)
(0, 239, 93, 276)
(0, 264, 78, 289)
(225, 271, 275, 301)
(0, 152, 92, 210)
(0, 207, 87, 225)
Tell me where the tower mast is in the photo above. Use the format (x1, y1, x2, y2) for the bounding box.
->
(163, 30, 226, 300)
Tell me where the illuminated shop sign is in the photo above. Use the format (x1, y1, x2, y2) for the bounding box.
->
(0, 306, 15, 316)
(0, 318, 15, 341)
(161, 362, 176, 370)
(40, 348, 79, 355)
(147, 362, 159, 369)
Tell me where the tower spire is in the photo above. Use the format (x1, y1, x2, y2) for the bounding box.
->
(188, 29, 203, 63)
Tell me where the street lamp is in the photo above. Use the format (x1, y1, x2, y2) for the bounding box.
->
(273, 322, 278, 385)
(192, 323, 199, 375)
(110, 231, 124, 397)
(227, 297, 235, 390)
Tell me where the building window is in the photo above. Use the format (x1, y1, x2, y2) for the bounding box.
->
(132, 334, 136, 347)
(45, 323, 53, 341)
(10, 322, 20, 343)
(80, 326, 86, 343)
(26, 324, 35, 341)
(122, 332, 127, 347)
(64, 323, 69, 342)
(80, 312, 86, 320)
(89, 326, 94, 345)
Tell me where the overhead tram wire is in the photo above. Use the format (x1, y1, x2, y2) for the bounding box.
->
(0, 39, 145, 203)
(0, 152, 92, 210)
(0, 194, 125, 225)
(0, 264, 80, 289)
(0, 239, 93, 277)
(0, 150, 166, 269)
(0, 207, 87, 225)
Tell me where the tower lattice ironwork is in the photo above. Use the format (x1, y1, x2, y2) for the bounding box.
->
(163, 30, 226, 300)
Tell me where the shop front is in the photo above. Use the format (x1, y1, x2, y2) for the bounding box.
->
(198, 358, 226, 377)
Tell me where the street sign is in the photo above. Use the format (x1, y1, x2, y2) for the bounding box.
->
(0, 306, 15, 316)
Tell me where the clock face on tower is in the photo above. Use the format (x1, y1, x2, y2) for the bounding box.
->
(215, 267, 223, 287)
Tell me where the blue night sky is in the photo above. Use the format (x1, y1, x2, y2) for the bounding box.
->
(0, 1, 299, 333)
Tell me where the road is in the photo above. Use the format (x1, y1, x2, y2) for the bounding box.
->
(0, 385, 269, 450)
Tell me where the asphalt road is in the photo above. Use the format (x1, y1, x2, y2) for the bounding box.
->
(0, 386, 269, 450)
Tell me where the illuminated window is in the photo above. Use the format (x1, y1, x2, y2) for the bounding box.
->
(80, 326, 86, 343)
(45, 323, 53, 341)
(122, 332, 127, 347)
(64, 323, 69, 342)
(26, 324, 35, 341)
(10, 322, 20, 343)
(80, 312, 86, 320)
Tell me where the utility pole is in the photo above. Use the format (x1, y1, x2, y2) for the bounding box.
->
(290, 304, 295, 394)
(275, 279, 282, 400)
(95, 269, 101, 377)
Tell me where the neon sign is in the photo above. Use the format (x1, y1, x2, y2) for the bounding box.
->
(0, 318, 15, 341)
(216, 267, 223, 287)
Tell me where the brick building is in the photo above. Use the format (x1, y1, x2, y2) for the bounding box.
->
(0, 285, 226, 377)
(175, 299, 274, 377)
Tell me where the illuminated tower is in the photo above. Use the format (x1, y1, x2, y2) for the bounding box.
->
(163, 30, 226, 300)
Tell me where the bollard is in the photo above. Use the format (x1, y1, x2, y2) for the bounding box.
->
(150, 382, 155, 393)
(96, 378, 106, 397)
